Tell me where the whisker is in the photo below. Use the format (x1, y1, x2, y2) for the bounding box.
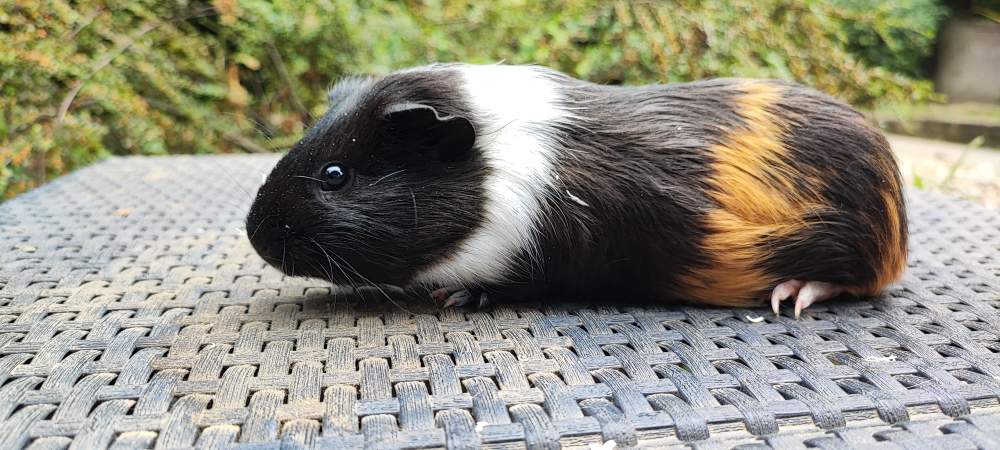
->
(281, 240, 287, 274)
(293, 175, 325, 184)
(206, 156, 257, 210)
(409, 188, 418, 228)
(368, 169, 406, 187)
(329, 251, 414, 315)
(304, 259, 330, 284)
(308, 237, 359, 295)
(249, 214, 275, 240)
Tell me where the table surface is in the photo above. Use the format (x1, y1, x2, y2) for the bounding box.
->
(1, 155, 999, 449)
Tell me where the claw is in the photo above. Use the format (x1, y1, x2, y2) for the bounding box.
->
(442, 289, 474, 308)
(431, 286, 461, 302)
(476, 292, 491, 309)
(793, 282, 845, 319)
(434, 286, 490, 309)
(770, 280, 804, 316)
(770, 280, 847, 319)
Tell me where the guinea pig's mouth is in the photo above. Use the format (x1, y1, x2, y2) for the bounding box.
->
(245, 212, 404, 286)
(249, 234, 340, 282)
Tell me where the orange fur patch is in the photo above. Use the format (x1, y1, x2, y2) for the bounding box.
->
(855, 125, 908, 295)
(677, 82, 827, 306)
(865, 186, 907, 293)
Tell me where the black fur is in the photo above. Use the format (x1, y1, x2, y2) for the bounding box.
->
(500, 74, 906, 303)
(247, 64, 906, 306)
(501, 78, 742, 300)
(246, 68, 488, 286)
(762, 84, 903, 287)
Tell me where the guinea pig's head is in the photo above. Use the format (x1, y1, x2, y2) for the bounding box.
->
(245, 74, 486, 286)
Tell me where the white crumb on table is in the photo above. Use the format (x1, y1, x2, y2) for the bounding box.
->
(589, 440, 617, 450)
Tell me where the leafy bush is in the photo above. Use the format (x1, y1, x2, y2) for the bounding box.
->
(832, 0, 950, 78)
(1, 0, 948, 199)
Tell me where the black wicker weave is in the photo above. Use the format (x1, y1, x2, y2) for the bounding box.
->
(1, 155, 999, 449)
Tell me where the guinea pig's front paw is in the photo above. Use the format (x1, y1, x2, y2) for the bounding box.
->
(430, 286, 491, 309)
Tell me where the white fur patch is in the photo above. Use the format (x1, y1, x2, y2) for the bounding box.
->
(566, 190, 590, 207)
(413, 64, 568, 286)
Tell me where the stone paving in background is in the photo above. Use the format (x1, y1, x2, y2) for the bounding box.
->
(889, 134, 1000, 209)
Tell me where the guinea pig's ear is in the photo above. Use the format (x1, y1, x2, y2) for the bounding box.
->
(383, 103, 476, 162)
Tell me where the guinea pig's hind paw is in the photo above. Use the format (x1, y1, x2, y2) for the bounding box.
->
(434, 286, 491, 309)
(770, 280, 846, 319)
(770, 280, 804, 315)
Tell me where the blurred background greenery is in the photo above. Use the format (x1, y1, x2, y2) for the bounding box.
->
(1, 0, 995, 199)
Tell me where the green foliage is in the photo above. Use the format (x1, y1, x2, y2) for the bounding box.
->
(1, 0, 948, 199)
(832, 0, 950, 78)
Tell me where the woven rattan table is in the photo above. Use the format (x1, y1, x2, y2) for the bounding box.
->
(1, 155, 999, 449)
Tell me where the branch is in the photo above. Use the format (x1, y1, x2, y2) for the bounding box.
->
(223, 132, 270, 153)
(266, 41, 312, 125)
(64, 8, 104, 41)
(54, 5, 217, 126)
(55, 21, 160, 125)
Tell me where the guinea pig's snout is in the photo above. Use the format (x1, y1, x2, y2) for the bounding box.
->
(245, 213, 294, 265)
(247, 220, 331, 280)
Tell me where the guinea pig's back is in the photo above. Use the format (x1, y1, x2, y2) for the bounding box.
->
(656, 79, 907, 306)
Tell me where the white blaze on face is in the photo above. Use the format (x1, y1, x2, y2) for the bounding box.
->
(414, 64, 568, 286)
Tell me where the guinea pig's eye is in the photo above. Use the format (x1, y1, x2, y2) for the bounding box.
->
(319, 162, 352, 191)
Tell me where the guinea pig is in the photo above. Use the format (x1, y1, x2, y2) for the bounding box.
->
(245, 63, 907, 317)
